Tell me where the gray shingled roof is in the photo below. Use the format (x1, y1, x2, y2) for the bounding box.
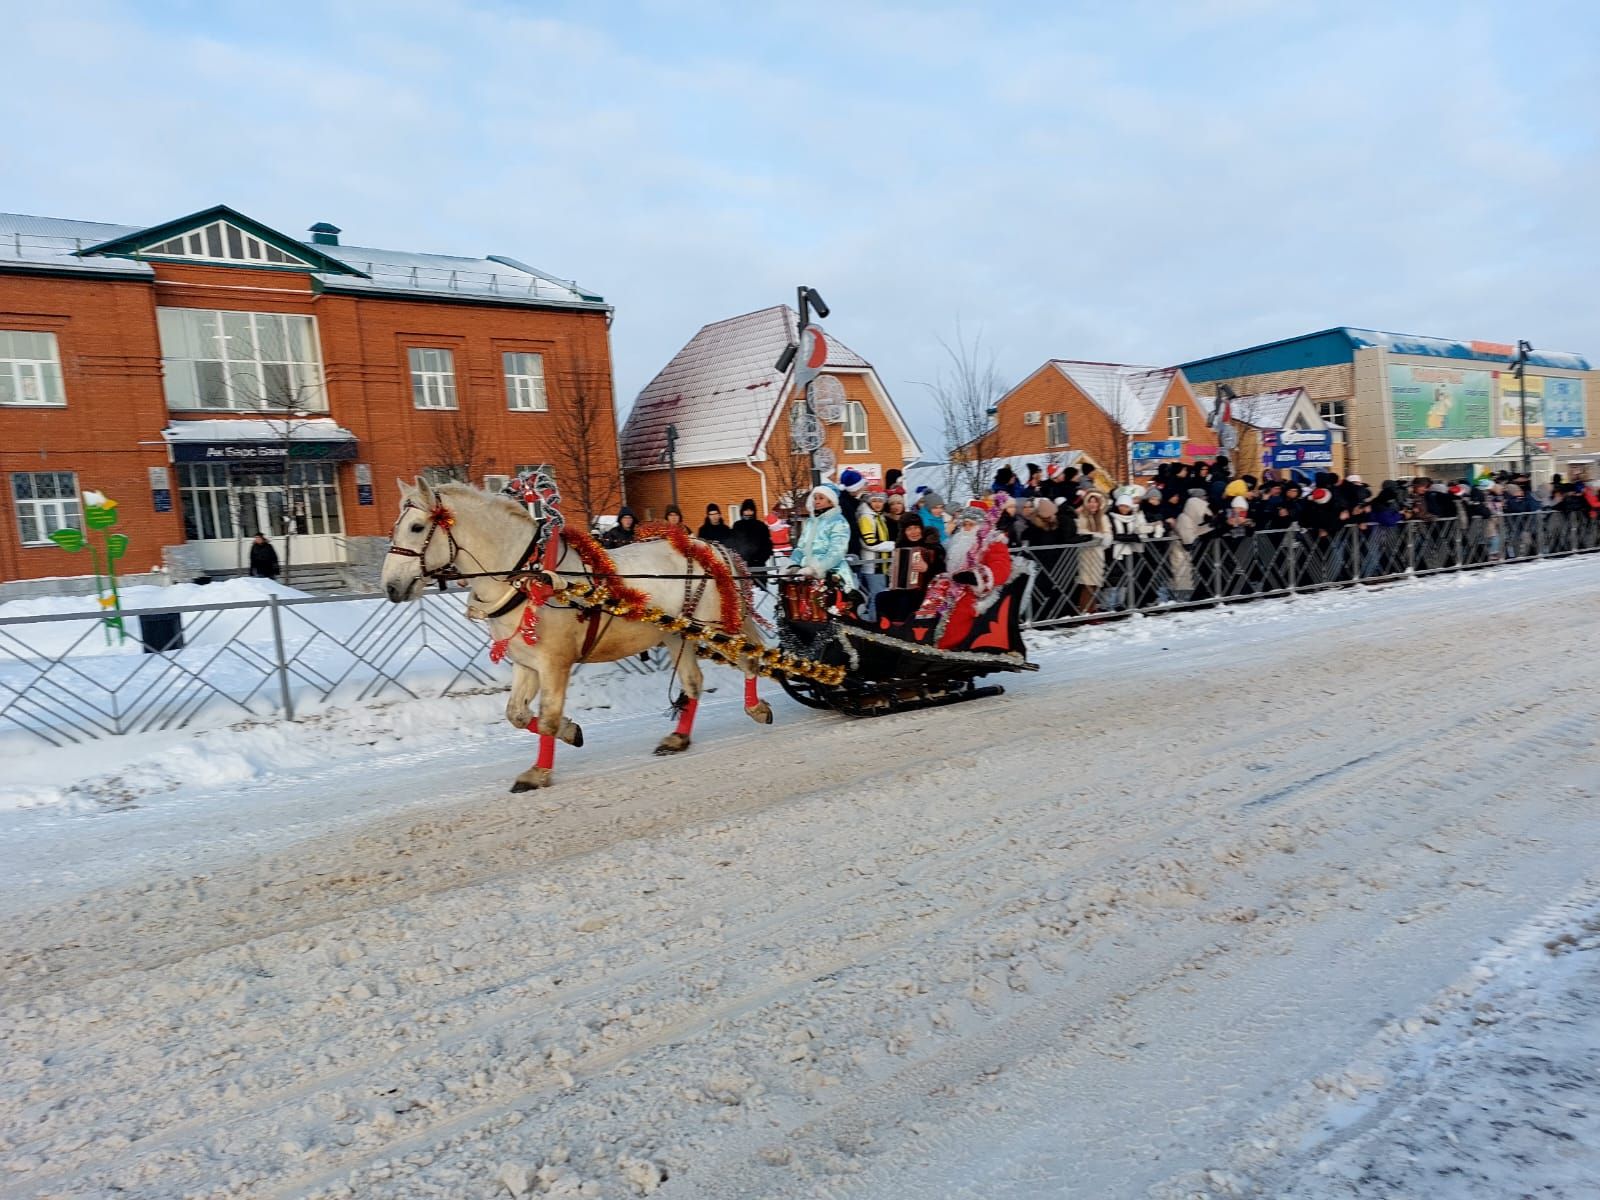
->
(619, 305, 875, 470)
(0, 211, 604, 308)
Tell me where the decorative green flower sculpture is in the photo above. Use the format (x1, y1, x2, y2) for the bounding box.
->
(49, 490, 128, 644)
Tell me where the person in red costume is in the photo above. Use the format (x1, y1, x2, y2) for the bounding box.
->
(915, 503, 1013, 647)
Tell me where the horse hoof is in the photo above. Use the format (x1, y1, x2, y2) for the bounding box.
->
(510, 767, 553, 791)
(560, 719, 584, 748)
(745, 700, 774, 725)
(654, 733, 691, 755)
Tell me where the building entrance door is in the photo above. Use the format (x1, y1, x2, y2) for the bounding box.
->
(178, 462, 346, 573)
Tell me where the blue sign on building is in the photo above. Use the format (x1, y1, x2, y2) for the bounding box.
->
(1268, 430, 1333, 469)
(1131, 439, 1184, 462)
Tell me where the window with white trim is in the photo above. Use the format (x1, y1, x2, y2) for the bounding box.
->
(503, 352, 548, 411)
(1318, 399, 1347, 428)
(158, 308, 325, 411)
(12, 471, 81, 546)
(0, 331, 66, 406)
(843, 401, 869, 453)
(1166, 404, 1188, 440)
(1045, 411, 1069, 447)
(141, 220, 309, 267)
(410, 348, 458, 409)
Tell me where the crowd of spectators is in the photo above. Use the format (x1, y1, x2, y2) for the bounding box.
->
(800, 458, 1599, 619)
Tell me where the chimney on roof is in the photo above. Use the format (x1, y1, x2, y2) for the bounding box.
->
(308, 222, 341, 246)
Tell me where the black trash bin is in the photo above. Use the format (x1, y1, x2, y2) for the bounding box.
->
(139, 611, 184, 653)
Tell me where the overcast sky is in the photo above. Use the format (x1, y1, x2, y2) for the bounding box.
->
(7, 0, 1597, 450)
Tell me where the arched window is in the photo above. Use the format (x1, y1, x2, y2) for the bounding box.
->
(843, 401, 869, 453)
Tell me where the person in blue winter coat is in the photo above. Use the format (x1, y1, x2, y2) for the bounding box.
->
(789, 483, 858, 592)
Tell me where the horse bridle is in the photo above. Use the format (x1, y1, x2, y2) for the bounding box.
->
(387, 498, 550, 603)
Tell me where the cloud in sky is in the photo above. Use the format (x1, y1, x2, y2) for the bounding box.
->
(5, 0, 1597, 449)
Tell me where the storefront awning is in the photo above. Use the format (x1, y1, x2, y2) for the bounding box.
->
(1415, 437, 1541, 464)
(162, 418, 358, 464)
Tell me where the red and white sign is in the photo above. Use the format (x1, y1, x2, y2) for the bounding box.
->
(792, 325, 830, 390)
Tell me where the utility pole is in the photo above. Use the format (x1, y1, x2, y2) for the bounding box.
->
(664, 423, 680, 510)
(1509, 340, 1532, 479)
(774, 285, 831, 489)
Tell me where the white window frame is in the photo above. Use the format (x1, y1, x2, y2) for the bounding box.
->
(409, 348, 458, 410)
(141, 220, 309, 268)
(1318, 399, 1347, 428)
(842, 401, 870, 453)
(503, 351, 548, 411)
(0, 331, 66, 407)
(157, 308, 326, 412)
(1045, 411, 1069, 447)
(1167, 404, 1188, 440)
(11, 471, 81, 547)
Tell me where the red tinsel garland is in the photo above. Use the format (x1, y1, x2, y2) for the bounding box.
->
(632, 524, 743, 633)
(561, 528, 652, 616)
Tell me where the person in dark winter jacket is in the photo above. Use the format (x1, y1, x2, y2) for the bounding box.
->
(663, 504, 684, 527)
(728, 498, 773, 573)
(248, 533, 280, 579)
(601, 507, 638, 549)
(697, 503, 733, 546)
(991, 465, 1025, 498)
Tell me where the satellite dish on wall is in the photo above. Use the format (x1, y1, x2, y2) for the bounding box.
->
(813, 375, 846, 423)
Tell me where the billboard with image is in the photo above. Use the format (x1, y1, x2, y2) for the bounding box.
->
(1543, 377, 1588, 439)
(1495, 374, 1544, 437)
(1388, 365, 1493, 440)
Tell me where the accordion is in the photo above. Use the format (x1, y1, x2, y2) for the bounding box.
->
(891, 546, 936, 590)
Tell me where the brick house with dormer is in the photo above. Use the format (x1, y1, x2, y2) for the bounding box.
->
(955, 359, 1216, 486)
(619, 306, 921, 522)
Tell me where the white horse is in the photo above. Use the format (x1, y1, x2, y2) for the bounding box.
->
(381, 479, 773, 791)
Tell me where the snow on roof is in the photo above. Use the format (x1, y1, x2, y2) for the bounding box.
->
(162, 418, 356, 443)
(0, 213, 152, 276)
(1225, 388, 1304, 430)
(1049, 361, 1176, 433)
(0, 212, 603, 308)
(619, 306, 872, 470)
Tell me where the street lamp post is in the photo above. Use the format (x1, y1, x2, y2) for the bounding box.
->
(775, 285, 830, 489)
(1509, 340, 1532, 479)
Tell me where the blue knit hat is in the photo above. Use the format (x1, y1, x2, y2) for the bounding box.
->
(839, 468, 864, 490)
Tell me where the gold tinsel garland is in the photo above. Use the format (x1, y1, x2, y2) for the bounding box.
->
(550, 578, 847, 687)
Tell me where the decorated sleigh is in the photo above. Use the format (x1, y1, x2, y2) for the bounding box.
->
(772, 571, 1038, 717)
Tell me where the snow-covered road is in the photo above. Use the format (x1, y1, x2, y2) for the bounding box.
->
(3, 559, 1599, 1198)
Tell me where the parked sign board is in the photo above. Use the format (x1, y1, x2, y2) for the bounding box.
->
(1268, 429, 1333, 469)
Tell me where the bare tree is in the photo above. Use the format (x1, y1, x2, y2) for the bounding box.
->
(428, 411, 489, 486)
(546, 365, 623, 529)
(218, 341, 326, 585)
(766, 393, 821, 525)
(921, 326, 1006, 502)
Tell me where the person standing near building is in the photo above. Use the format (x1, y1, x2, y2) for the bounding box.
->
(601, 506, 638, 549)
(697, 503, 733, 547)
(248, 532, 280, 580)
(729, 499, 774, 577)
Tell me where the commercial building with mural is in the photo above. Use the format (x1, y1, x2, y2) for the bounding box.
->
(0, 205, 617, 592)
(1179, 328, 1598, 485)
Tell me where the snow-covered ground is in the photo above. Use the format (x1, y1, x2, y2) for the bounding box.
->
(2, 556, 1598, 1198)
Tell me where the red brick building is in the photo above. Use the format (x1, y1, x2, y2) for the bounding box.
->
(956, 360, 1217, 484)
(0, 205, 617, 588)
(619, 306, 921, 522)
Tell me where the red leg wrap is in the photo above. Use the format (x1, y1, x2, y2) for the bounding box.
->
(674, 698, 699, 737)
(745, 676, 759, 707)
(536, 733, 556, 771)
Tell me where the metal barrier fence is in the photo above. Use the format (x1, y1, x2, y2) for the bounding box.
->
(3, 513, 1597, 749)
(1010, 512, 1600, 628)
(0, 589, 663, 751)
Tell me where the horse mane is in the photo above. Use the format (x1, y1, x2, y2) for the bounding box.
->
(432, 481, 535, 524)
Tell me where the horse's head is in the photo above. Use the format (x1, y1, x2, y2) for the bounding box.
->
(383, 477, 457, 602)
